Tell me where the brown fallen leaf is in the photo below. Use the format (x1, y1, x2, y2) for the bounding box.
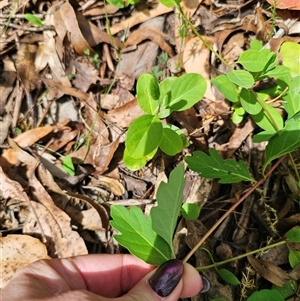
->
(125, 27, 173, 57)
(54, 2, 95, 56)
(247, 255, 291, 286)
(266, 0, 300, 10)
(0, 235, 50, 288)
(105, 98, 144, 128)
(182, 36, 215, 100)
(110, 2, 173, 35)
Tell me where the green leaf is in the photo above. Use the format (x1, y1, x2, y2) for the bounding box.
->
(281, 76, 300, 118)
(151, 164, 185, 252)
(125, 115, 163, 158)
(137, 74, 160, 115)
(227, 70, 254, 88)
(280, 41, 300, 77)
(264, 112, 300, 169)
(185, 148, 254, 184)
(238, 49, 273, 72)
(232, 110, 244, 124)
(253, 131, 277, 143)
(217, 269, 240, 285)
(106, 0, 125, 8)
(250, 39, 263, 50)
(285, 227, 300, 243)
(289, 250, 300, 268)
(159, 127, 183, 156)
(181, 203, 200, 220)
(251, 102, 283, 132)
(169, 73, 206, 111)
(272, 280, 298, 299)
(110, 205, 172, 265)
(123, 149, 147, 171)
(211, 74, 239, 103)
(62, 156, 75, 176)
(240, 88, 262, 115)
(264, 66, 291, 79)
(24, 13, 43, 27)
(247, 289, 284, 301)
(158, 0, 180, 7)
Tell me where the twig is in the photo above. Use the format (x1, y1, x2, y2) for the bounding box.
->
(0, 21, 54, 31)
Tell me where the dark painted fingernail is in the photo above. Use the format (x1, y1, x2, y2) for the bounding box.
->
(200, 276, 210, 293)
(149, 259, 184, 297)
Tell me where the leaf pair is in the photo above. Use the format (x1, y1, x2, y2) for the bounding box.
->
(124, 73, 206, 170)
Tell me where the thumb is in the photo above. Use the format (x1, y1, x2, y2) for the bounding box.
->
(120, 259, 203, 301)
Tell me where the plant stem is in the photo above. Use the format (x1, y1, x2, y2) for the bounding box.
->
(195, 240, 287, 270)
(182, 155, 286, 264)
(175, 4, 231, 69)
(250, 89, 281, 132)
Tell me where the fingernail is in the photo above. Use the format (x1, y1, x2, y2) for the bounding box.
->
(149, 259, 184, 297)
(200, 276, 210, 293)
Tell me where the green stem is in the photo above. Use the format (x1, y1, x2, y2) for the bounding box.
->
(175, 4, 231, 69)
(196, 240, 287, 271)
(182, 155, 286, 264)
(250, 89, 280, 132)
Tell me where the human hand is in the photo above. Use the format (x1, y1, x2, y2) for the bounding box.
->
(3, 254, 205, 300)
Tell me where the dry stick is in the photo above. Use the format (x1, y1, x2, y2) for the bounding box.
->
(182, 155, 287, 264)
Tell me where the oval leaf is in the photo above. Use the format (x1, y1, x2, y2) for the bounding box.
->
(181, 203, 200, 220)
(240, 88, 262, 115)
(169, 73, 206, 111)
(285, 227, 300, 243)
(227, 70, 254, 88)
(137, 73, 160, 114)
(247, 289, 284, 301)
(211, 74, 239, 102)
(218, 268, 240, 285)
(159, 127, 183, 156)
(125, 115, 163, 158)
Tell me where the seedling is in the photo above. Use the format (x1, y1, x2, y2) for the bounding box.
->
(24, 13, 43, 27)
(124, 73, 206, 170)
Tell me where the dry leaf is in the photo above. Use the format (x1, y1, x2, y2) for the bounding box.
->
(247, 255, 291, 286)
(182, 36, 215, 100)
(0, 235, 50, 288)
(110, 2, 173, 35)
(125, 27, 173, 57)
(266, 0, 300, 10)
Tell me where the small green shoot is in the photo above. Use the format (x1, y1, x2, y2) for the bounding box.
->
(180, 203, 200, 220)
(24, 13, 43, 27)
(62, 156, 75, 176)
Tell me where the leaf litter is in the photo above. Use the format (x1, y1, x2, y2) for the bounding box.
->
(0, 0, 300, 300)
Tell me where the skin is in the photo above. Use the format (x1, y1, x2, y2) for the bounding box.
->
(2, 254, 203, 301)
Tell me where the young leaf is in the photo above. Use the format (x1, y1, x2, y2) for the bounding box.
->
(110, 205, 172, 265)
(211, 74, 239, 103)
(159, 0, 180, 7)
(227, 70, 254, 88)
(106, 0, 125, 8)
(272, 280, 299, 299)
(281, 76, 300, 118)
(251, 102, 283, 132)
(62, 156, 75, 176)
(185, 148, 254, 184)
(181, 203, 200, 220)
(280, 41, 300, 77)
(289, 250, 300, 268)
(123, 149, 147, 171)
(238, 49, 273, 73)
(240, 88, 262, 115)
(246, 289, 284, 301)
(159, 127, 183, 156)
(285, 227, 300, 243)
(24, 13, 43, 27)
(151, 164, 185, 252)
(125, 115, 163, 158)
(264, 66, 291, 79)
(217, 268, 240, 285)
(264, 112, 300, 169)
(137, 74, 160, 115)
(168, 73, 206, 112)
